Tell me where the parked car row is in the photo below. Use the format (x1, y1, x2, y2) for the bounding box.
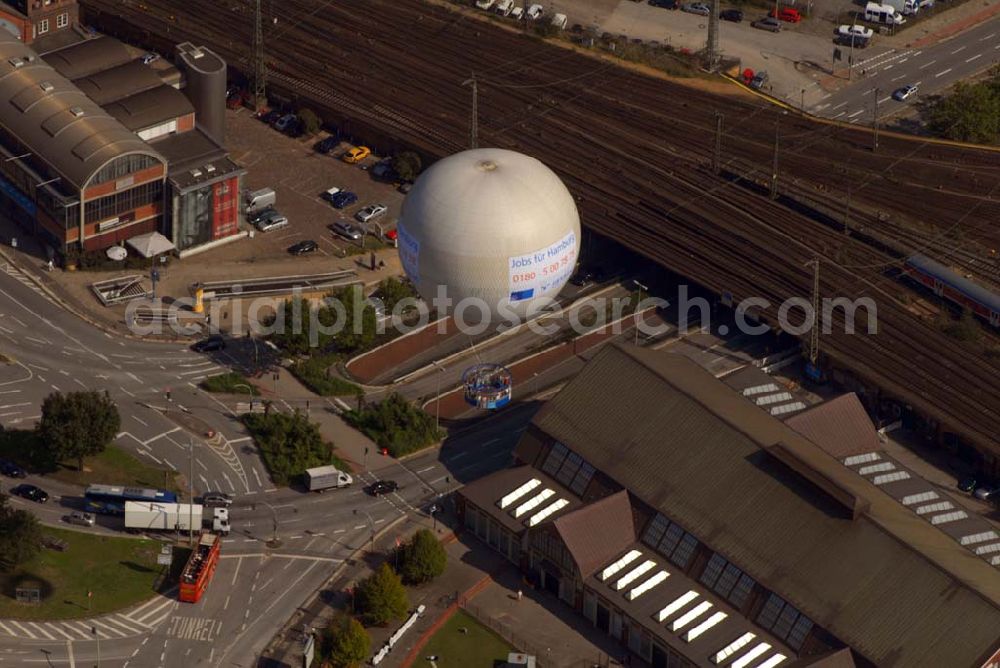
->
(248, 206, 289, 233)
(256, 109, 304, 138)
(957, 477, 1000, 504)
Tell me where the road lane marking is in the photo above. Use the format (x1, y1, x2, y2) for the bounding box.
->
(353, 524, 366, 530)
(832, 101, 848, 110)
(951, 45, 965, 54)
(126, 372, 142, 383)
(66, 639, 75, 668)
(982, 32, 996, 41)
(918, 59, 937, 69)
(222, 471, 235, 491)
(26, 622, 55, 640)
(416, 466, 435, 473)
(252, 468, 263, 487)
(965, 53, 982, 63)
(935, 68, 953, 77)
(847, 110, 864, 118)
(74, 378, 87, 388)
(10, 621, 37, 638)
(879, 96, 891, 104)
(133, 416, 148, 427)
(46, 624, 76, 641)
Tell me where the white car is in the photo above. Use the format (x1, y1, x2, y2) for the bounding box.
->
(475, 0, 495, 9)
(141, 52, 160, 65)
(356, 204, 388, 223)
(837, 24, 874, 39)
(526, 4, 544, 20)
(322, 186, 341, 202)
(892, 84, 918, 101)
(510, 6, 524, 19)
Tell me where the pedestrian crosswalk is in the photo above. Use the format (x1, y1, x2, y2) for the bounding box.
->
(0, 593, 177, 640)
(0, 262, 49, 300)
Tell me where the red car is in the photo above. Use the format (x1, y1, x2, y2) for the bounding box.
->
(769, 6, 801, 22)
(384, 229, 398, 242)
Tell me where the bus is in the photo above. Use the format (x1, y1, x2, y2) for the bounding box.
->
(179, 533, 221, 603)
(84, 484, 178, 516)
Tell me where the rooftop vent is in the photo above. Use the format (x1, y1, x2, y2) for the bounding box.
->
(190, 47, 204, 59)
(190, 168, 203, 178)
(39, 81, 54, 93)
(8, 57, 24, 69)
(68, 106, 85, 118)
(204, 163, 216, 173)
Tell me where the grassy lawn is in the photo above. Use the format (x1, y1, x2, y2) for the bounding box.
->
(47, 445, 181, 493)
(200, 372, 254, 394)
(0, 528, 165, 620)
(420, 610, 513, 668)
(0, 432, 179, 492)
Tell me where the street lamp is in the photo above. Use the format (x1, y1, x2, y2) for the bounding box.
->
(252, 501, 280, 547)
(91, 626, 101, 667)
(354, 508, 375, 553)
(234, 383, 256, 411)
(632, 280, 649, 347)
(431, 361, 446, 431)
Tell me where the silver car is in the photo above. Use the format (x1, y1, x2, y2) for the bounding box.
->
(356, 204, 388, 223)
(331, 221, 363, 241)
(65, 511, 95, 527)
(257, 215, 289, 232)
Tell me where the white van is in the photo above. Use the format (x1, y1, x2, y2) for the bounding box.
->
(551, 13, 568, 30)
(495, 0, 514, 16)
(864, 2, 906, 24)
(245, 187, 276, 214)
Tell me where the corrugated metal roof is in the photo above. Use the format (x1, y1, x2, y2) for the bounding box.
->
(528, 344, 1000, 668)
(0, 31, 161, 189)
(552, 490, 634, 578)
(42, 36, 132, 80)
(73, 60, 166, 106)
(103, 85, 194, 132)
(785, 394, 882, 459)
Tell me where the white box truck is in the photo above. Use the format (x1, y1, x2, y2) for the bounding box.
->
(304, 465, 353, 492)
(124, 502, 230, 535)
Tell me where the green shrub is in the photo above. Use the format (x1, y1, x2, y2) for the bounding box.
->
(356, 563, 408, 626)
(396, 529, 447, 585)
(290, 355, 362, 397)
(344, 393, 443, 458)
(323, 613, 370, 667)
(243, 410, 345, 486)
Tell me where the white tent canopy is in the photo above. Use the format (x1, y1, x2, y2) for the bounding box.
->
(126, 231, 175, 258)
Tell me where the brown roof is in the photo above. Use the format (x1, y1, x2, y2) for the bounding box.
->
(458, 466, 581, 535)
(74, 60, 165, 106)
(802, 648, 857, 668)
(42, 36, 132, 80)
(526, 344, 1000, 668)
(0, 31, 161, 190)
(552, 490, 634, 578)
(103, 85, 194, 132)
(785, 394, 882, 459)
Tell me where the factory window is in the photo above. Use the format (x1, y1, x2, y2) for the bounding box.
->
(56, 13, 68, 29)
(138, 120, 178, 142)
(755, 593, 814, 651)
(697, 552, 758, 610)
(641, 513, 700, 572)
(37, 19, 48, 34)
(91, 154, 160, 187)
(84, 180, 163, 224)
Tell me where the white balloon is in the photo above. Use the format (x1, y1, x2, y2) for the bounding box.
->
(397, 148, 580, 324)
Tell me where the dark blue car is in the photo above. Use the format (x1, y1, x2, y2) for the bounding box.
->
(314, 136, 339, 154)
(330, 191, 358, 209)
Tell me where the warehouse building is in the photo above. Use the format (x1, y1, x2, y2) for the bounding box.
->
(458, 344, 1000, 668)
(0, 1, 243, 259)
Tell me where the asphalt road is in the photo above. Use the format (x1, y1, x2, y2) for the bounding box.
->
(0, 260, 535, 667)
(810, 16, 1000, 123)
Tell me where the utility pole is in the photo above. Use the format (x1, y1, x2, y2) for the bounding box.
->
(633, 280, 649, 347)
(251, 0, 267, 111)
(843, 156, 853, 234)
(848, 32, 855, 80)
(713, 113, 723, 175)
(770, 112, 781, 200)
(805, 258, 821, 365)
(872, 87, 880, 153)
(462, 74, 479, 150)
(706, 0, 720, 72)
(188, 440, 194, 546)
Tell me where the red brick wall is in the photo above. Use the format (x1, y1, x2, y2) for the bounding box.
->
(346, 317, 458, 383)
(176, 113, 195, 133)
(0, 9, 30, 43)
(82, 216, 157, 251)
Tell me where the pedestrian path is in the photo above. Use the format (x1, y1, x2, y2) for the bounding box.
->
(0, 593, 176, 641)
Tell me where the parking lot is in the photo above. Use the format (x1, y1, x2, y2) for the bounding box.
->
(225, 107, 405, 261)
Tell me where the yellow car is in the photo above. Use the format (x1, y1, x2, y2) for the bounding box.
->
(342, 146, 371, 164)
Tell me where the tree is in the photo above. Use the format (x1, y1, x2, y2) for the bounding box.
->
(328, 285, 377, 354)
(397, 529, 446, 585)
(392, 151, 423, 182)
(0, 494, 42, 572)
(356, 563, 408, 626)
(299, 108, 322, 136)
(243, 410, 340, 486)
(38, 391, 121, 471)
(373, 277, 418, 315)
(323, 613, 370, 668)
(926, 67, 1000, 144)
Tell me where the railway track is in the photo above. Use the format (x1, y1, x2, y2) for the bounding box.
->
(81, 0, 1000, 456)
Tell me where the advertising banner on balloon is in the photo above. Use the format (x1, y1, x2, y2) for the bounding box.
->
(397, 224, 420, 283)
(508, 230, 577, 302)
